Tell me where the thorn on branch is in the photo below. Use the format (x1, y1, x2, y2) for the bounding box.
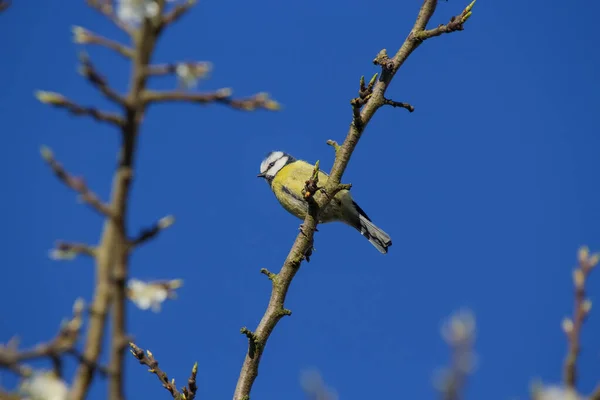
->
(326, 140, 340, 154)
(383, 98, 415, 112)
(240, 328, 261, 359)
(372, 49, 394, 70)
(129, 215, 175, 248)
(414, 0, 476, 41)
(260, 268, 277, 281)
(35, 91, 124, 127)
(78, 52, 126, 106)
(40, 146, 114, 218)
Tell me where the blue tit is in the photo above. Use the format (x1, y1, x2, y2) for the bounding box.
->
(257, 151, 392, 254)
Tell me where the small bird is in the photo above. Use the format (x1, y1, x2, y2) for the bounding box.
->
(257, 151, 392, 254)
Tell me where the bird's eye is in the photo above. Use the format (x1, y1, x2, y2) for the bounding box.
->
(268, 162, 275, 169)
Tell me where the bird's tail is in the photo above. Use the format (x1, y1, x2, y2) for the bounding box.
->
(352, 201, 392, 254)
(358, 214, 392, 254)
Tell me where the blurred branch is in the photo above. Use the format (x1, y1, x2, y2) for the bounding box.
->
(145, 61, 211, 77)
(0, 0, 9, 13)
(55, 241, 97, 258)
(39, 146, 114, 218)
(233, 0, 476, 398)
(590, 385, 600, 400)
(436, 310, 477, 400)
(35, 91, 124, 127)
(129, 215, 175, 248)
(73, 26, 134, 59)
(85, 0, 133, 35)
(562, 247, 597, 388)
(78, 53, 127, 106)
(142, 89, 281, 111)
(0, 299, 85, 378)
(129, 343, 198, 400)
(160, 0, 197, 29)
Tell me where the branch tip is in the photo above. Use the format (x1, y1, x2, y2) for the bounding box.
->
(383, 98, 415, 112)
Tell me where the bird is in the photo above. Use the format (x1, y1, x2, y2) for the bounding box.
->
(257, 150, 392, 254)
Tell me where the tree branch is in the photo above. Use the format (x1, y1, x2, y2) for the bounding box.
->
(35, 91, 124, 127)
(160, 0, 197, 29)
(0, 0, 9, 13)
(145, 61, 212, 77)
(142, 89, 281, 111)
(72, 26, 134, 59)
(40, 146, 114, 218)
(54, 241, 97, 258)
(85, 0, 134, 36)
(129, 343, 198, 400)
(233, 0, 476, 398)
(129, 215, 175, 248)
(78, 53, 127, 106)
(562, 246, 597, 388)
(0, 299, 85, 377)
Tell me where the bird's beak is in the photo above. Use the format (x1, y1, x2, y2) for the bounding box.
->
(257, 172, 267, 178)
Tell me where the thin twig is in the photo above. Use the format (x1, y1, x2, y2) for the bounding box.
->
(72, 26, 134, 59)
(40, 146, 114, 218)
(161, 0, 197, 28)
(35, 91, 124, 127)
(233, 0, 476, 398)
(55, 241, 97, 258)
(129, 343, 198, 400)
(142, 89, 281, 111)
(85, 0, 134, 36)
(129, 215, 175, 248)
(79, 53, 127, 106)
(383, 98, 415, 112)
(0, 299, 85, 377)
(562, 247, 597, 388)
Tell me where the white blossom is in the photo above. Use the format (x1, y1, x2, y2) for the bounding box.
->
(20, 371, 69, 400)
(127, 278, 183, 312)
(48, 248, 76, 261)
(175, 62, 213, 89)
(536, 385, 586, 400)
(117, 0, 175, 26)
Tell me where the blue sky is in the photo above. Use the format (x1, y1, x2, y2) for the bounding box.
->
(1, 0, 599, 399)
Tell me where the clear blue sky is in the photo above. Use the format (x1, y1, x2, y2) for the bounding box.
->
(1, 0, 599, 399)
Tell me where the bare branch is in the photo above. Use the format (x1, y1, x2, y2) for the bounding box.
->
(233, 0, 477, 398)
(79, 53, 127, 106)
(72, 26, 134, 59)
(129, 343, 198, 400)
(0, 299, 85, 376)
(383, 98, 415, 112)
(414, 0, 475, 41)
(590, 385, 600, 400)
(161, 0, 197, 28)
(145, 61, 212, 77)
(0, 0, 10, 13)
(40, 146, 114, 218)
(54, 241, 97, 258)
(85, 0, 134, 36)
(129, 215, 175, 248)
(143, 89, 281, 111)
(35, 91, 124, 127)
(562, 247, 598, 388)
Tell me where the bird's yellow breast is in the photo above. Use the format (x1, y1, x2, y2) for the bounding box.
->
(271, 160, 351, 222)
